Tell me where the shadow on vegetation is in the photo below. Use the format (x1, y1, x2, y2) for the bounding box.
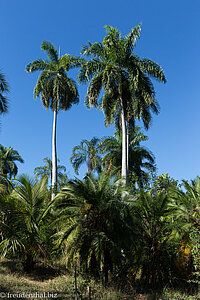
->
(0, 259, 66, 281)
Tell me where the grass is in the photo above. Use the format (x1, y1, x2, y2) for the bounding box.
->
(0, 259, 130, 299)
(0, 259, 200, 299)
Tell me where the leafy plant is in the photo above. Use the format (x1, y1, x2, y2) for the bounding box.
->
(0, 175, 56, 272)
(53, 172, 133, 283)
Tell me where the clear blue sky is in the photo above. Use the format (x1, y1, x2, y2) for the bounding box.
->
(0, 0, 199, 182)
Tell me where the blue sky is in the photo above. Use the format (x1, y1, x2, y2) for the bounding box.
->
(0, 0, 200, 182)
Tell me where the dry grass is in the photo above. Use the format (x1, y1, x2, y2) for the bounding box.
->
(0, 259, 130, 299)
(0, 259, 200, 299)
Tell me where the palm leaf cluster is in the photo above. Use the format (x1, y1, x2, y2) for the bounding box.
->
(0, 71, 9, 115)
(100, 126, 155, 187)
(70, 137, 102, 175)
(26, 41, 80, 112)
(53, 172, 133, 283)
(34, 157, 67, 187)
(70, 126, 155, 189)
(0, 176, 55, 272)
(0, 144, 24, 179)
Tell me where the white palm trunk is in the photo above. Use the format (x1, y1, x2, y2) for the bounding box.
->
(126, 123, 129, 177)
(52, 109, 58, 200)
(120, 97, 128, 185)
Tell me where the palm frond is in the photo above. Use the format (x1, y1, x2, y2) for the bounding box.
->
(41, 41, 59, 62)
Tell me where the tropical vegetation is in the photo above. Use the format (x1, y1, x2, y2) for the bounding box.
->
(1, 24, 200, 299)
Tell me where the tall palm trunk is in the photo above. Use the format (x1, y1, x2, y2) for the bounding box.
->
(126, 122, 129, 177)
(119, 70, 128, 185)
(52, 108, 57, 200)
(120, 97, 127, 184)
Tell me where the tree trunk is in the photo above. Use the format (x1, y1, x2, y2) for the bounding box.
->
(118, 70, 128, 185)
(87, 156, 92, 174)
(126, 122, 129, 178)
(120, 97, 127, 185)
(23, 253, 35, 273)
(52, 109, 58, 200)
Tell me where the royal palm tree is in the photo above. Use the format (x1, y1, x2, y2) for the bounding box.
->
(54, 172, 132, 283)
(26, 41, 81, 199)
(79, 24, 166, 184)
(0, 71, 9, 115)
(70, 137, 102, 175)
(0, 145, 24, 179)
(0, 175, 55, 272)
(100, 127, 155, 187)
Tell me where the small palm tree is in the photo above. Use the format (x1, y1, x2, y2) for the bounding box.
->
(0, 145, 24, 179)
(54, 172, 132, 283)
(26, 41, 81, 199)
(70, 137, 102, 175)
(100, 127, 155, 187)
(34, 157, 67, 186)
(0, 175, 55, 272)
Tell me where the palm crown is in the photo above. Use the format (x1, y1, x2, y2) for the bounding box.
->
(70, 137, 102, 175)
(26, 41, 80, 112)
(0, 145, 24, 179)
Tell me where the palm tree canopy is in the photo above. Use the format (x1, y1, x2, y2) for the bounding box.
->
(78, 24, 166, 126)
(0, 145, 24, 178)
(70, 137, 102, 175)
(26, 41, 82, 112)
